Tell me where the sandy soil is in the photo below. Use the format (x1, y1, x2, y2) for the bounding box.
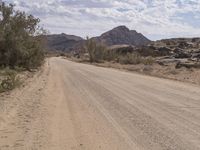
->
(90, 61, 200, 85)
(1, 57, 200, 150)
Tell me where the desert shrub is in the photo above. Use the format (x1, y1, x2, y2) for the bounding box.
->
(103, 50, 118, 61)
(118, 53, 154, 65)
(0, 69, 21, 92)
(60, 53, 66, 57)
(118, 53, 142, 64)
(142, 57, 155, 65)
(0, 2, 45, 70)
(85, 37, 106, 62)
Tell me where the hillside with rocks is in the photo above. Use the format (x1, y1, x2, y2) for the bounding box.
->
(108, 37, 200, 69)
(147, 38, 200, 59)
(150, 38, 200, 68)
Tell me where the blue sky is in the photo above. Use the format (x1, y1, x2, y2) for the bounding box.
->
(6, 0, 200, 40)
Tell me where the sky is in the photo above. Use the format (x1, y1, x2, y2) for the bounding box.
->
(6, 0, 200, 40)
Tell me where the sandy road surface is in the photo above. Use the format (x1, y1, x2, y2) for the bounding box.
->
(1, 57, 200, 150)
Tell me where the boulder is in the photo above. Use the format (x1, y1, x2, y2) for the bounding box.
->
(173, 48, 191, 58)
(157, 47, 172, 55)
(178, 41, 193, 49)
(136, 46, 157, 57)
(109, 45, 135, 55)
(191, 52, 200, 59)
(176, 62, 200, 69)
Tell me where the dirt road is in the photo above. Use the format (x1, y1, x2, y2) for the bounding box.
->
(1, 57, 200, 150)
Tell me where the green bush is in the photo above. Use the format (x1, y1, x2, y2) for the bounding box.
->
(0, 2, 45, 70)
(85, 37, 106, 63)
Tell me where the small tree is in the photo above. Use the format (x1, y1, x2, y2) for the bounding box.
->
(0, 2, 46, 70)
(85, 36, 95, 62)
(85, 37, 106, 63)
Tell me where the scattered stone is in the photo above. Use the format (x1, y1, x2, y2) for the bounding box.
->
(176, 62, 200, 69)
(173, 48, 191, 58)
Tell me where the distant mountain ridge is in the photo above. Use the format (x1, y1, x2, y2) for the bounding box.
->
(45, 26, 151, 52)
(93, 26, 151, 46)
(45, 33, 83, 51)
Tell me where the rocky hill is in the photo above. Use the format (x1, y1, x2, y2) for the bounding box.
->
(45, 26, 150, 52)
(152, 38, 200, 50)
(92, 26, 151, 46)
(45, 33, 83, 52)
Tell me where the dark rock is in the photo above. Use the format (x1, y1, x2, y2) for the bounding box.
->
(192, 38, 200, 43)
(178, 41, 192, 49)
(136, 46, 157, 57)
(136, 46, 172, 57)
(157, 47, 172, 55)
(109, 45, 135, 55)
(176, 62, 200, 69)
(173, 48, 191, 58)
(192, 52, 200, 59)
(149, 45, 157, 50)
(157, 59, 182, 65)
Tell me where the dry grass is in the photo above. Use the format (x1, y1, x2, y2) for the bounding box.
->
(0, 68, 21, 93)
(118, 53, 154, 65)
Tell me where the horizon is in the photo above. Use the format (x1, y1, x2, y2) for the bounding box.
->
(6, 0, 200, 40)
(47, 25, 200, 42)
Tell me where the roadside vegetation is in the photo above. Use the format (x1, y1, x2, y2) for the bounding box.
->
(85, 37, 106, 63)
(84, 37, 154, 65)
(118, 53, 154, 65)
(0, 68, 21, 92)
(0, 2, 46, 92)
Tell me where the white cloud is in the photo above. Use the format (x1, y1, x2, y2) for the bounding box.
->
(6, 0, 200, 40)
